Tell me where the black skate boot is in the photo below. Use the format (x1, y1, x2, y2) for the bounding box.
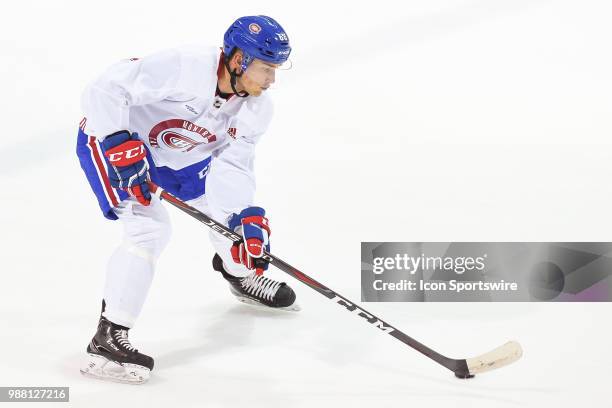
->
(213, 253, 300, 311)
(80, 305, 153, 384)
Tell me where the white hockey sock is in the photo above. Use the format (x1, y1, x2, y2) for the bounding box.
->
(102, 244, 155, 328)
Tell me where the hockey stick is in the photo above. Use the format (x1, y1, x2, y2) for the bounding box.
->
(148, 181, 523, 378)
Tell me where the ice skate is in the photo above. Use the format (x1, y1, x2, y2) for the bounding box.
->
(213, 253, 300, 312)
(80, 316, 154, 384)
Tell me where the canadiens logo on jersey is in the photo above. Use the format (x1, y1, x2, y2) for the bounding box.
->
(149, 119, 217, 152)
(226, 127, 237, 139)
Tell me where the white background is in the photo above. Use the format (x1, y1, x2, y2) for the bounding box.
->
(1, 0, 611, 407)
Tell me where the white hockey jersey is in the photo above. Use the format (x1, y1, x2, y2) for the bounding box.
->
(80, 45, 273, 224)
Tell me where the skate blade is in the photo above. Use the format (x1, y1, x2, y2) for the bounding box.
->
(80, 353, 150, 385)
(233, 294, 301, 312)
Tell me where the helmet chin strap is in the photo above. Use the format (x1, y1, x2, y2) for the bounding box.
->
(224, 59, 249, 98)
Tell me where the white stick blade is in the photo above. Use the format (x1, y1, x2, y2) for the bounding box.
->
(466, 341, 523, 375)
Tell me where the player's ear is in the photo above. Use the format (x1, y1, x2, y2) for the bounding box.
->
(232, 50, 244, 74)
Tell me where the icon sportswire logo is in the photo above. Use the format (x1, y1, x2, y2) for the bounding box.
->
(149, 119, 217, 152)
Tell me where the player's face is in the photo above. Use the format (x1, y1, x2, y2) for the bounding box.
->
(239, 59, 279, 96)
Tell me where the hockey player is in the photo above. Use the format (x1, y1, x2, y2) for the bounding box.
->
(76, 15, 296, 384)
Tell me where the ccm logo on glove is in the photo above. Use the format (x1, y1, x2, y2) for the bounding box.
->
(105, 141, 146, 166)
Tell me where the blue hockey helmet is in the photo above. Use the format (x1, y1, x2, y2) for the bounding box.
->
(223, 15, 291, 72)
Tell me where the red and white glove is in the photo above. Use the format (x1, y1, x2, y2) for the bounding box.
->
(228, 207, 271, 275)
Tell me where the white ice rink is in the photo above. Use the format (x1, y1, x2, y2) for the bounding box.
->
(1, 0, 612, 407)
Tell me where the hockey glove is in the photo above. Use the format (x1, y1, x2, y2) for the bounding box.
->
(228, 207, 271, 276)
(102, 130, 151, 206)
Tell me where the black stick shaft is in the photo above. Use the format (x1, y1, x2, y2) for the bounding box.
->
(149, 182, 468, 375)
